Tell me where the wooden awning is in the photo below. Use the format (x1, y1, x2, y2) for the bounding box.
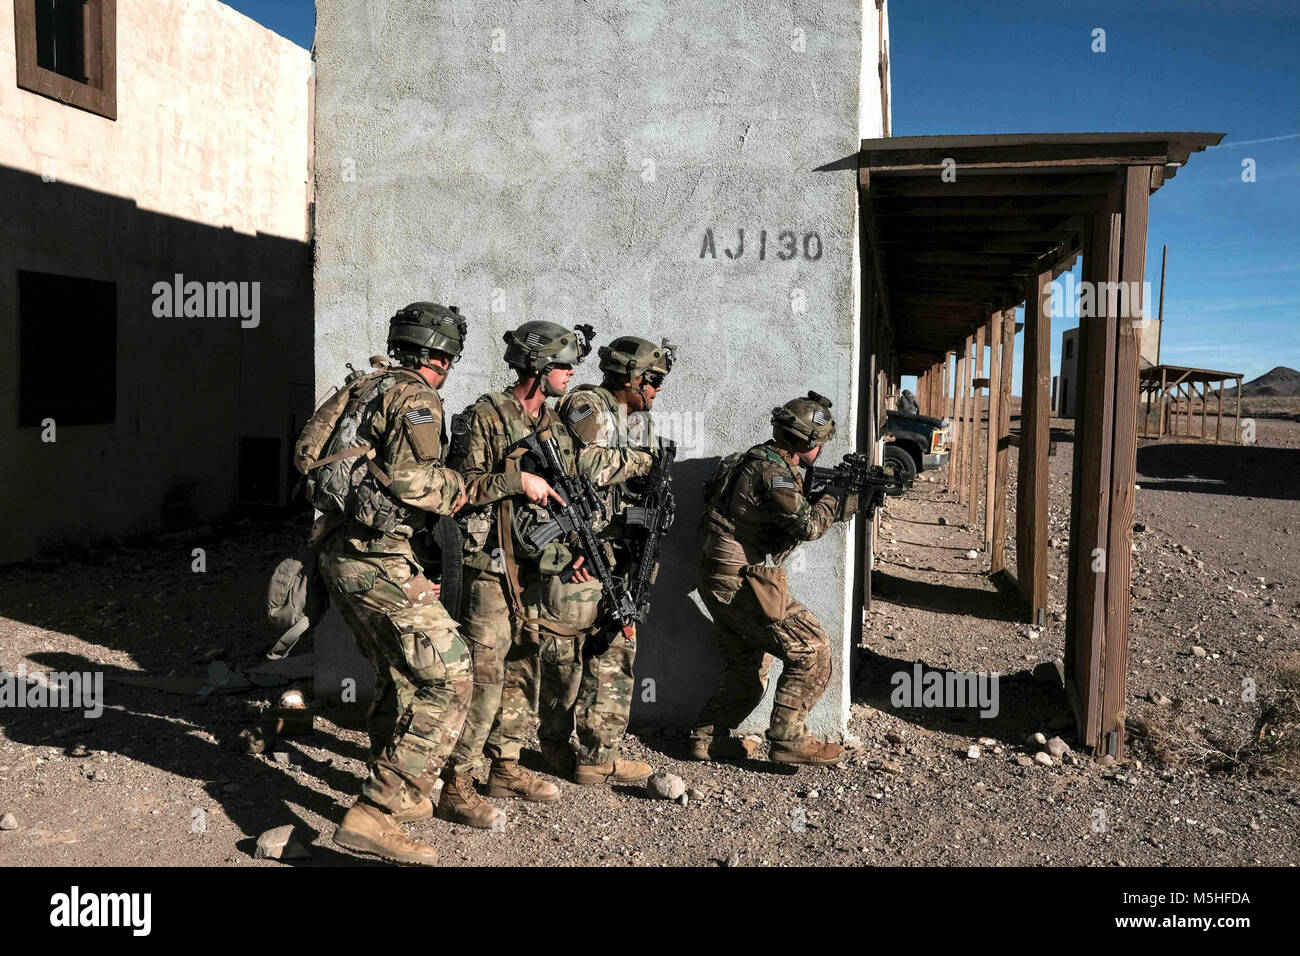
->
(858, 132, 1224, 374)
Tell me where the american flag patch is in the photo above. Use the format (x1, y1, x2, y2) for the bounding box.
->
(405, 408, 436, 426)
(569, 405, 594, 422)
(770, 474, 797, 491)
(811, 409, 830, 425)
(525, 332, 546, 346)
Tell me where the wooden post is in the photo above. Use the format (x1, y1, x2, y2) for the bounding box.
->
(968, 323, 985, 526)
(1235, 377, 1242, 444)
(984, 312, 1003, 553)
(1066, 184, 1121, 753)
(950, 341, 967, 496)
(1215, 381, 1224, 443)
(943, 353, 952, 418)
(1158, 368, 1167, 439)
(1017, 270, 1051, 623)
(1200, 381, 1208, 439)
(991, 309, 1015, 574)
(959, 335, 974, 504)
(1099, 164, 1149, 759)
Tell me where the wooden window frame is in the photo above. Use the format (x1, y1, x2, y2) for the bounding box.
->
(13, 0, 116, 120)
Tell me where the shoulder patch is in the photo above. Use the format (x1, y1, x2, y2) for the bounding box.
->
(405, 407, 437, 426)
(769, 474, 797, 491)
(568, 404, 594, 422)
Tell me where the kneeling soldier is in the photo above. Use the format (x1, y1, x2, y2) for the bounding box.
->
(689, 393, 857, 765)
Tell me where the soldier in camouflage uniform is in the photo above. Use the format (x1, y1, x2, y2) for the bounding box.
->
(318, 302, 472, 866)
(689, 392, 858, 766)
(547, 336, 675, 783)
(439, 320, 644, 827)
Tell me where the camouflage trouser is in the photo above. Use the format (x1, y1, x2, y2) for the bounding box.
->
(538, 628, 635, 766)
(318, 540, 472, 813)
(445, 572, 526, 772)
(691, 573, 832, 743)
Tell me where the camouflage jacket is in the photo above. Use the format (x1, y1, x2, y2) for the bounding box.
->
(449, 388, 584, 573)
(335, 369, 465, 556)
(557, 384, 655, 532)
(701, 441, 842, 571)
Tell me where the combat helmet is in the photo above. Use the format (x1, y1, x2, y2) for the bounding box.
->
(502, 320, 594, 374)
(772, 391, 836, 450)
(597, 336, 676, 389)
(388, 302, 467, 364)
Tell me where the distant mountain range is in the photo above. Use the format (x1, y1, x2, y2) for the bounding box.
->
(1221, 366, 1300, 397)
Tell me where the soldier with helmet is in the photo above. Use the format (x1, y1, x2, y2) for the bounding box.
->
(313, 302, 473, 865)
(438, 319, 628, 828)
(544, 336, 676, 785)
(688, 392, 859, 766)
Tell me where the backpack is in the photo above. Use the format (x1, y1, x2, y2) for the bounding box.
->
(700, 450, 748, 531)
(294, 361, 422, 532)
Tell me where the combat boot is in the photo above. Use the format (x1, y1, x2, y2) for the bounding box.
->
(687, 735, 760, 761)
(540, 740, 576, 778)
(768, 736, 845, 766)
(390, 794, 434, 823)
(333, 800, 439, 866)
(486, 759, 561, 802)
(435, 771, 507, 830)
(573, 758, 653, 786)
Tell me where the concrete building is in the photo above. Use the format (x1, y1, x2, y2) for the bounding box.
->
(312, 0, 893, 736)
(1056, 320, 1161, 417)
(0, 0, 314, 564)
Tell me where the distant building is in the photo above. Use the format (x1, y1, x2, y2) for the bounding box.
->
(1055, 320, 1161, 417)
(0, 0, 314, 563)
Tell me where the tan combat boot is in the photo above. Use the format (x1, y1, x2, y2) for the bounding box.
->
(573, 758, 653, 786)
(768, 736, 845, 766)
(540, 741, 576, 778)
(486, 759, 561, 802)
(435, 771, 507, 830)
(333, 800, 439, 866)
(688, 735, 760, 761)
(390, 795, 433, 823)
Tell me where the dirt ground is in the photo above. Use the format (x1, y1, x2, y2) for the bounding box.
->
(1, 419, 1298, 867)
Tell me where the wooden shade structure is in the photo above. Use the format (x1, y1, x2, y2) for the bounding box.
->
(858, 132, 1223, 756)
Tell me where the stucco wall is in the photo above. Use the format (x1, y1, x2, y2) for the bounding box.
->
(313, 0, 887, 735)
(0, 0, 313, 563)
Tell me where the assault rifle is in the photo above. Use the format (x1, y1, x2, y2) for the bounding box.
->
(623, 437, 677, 623)
(511, 428, 639, 643)
(805, 452, 908, 520)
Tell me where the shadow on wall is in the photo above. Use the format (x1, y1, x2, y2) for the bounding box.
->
(1136, 442, 1300, 501)
(0, 163, 313, 563)
(629, 456, 723, 732)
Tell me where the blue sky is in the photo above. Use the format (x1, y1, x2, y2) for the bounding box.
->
(228, 0, 1297, 390)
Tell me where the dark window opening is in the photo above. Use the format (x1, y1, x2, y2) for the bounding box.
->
(19, 270, 116, 427)
(34, 0, 86, 82)
(1064, 339, 1074, 360)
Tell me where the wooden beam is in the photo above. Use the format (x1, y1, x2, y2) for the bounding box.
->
(969, 322, 986, 526)
(984, 312, 1003, 552)
(1017, 269, 1051, 622)
(1099, 165, 1150, 759)
(991, 309, 1016, 573)
(1066, 190, 1122, 752)
(872, 173, 1121, 198)
(959, 335, 975, 504)
(949, 340, 968, 496)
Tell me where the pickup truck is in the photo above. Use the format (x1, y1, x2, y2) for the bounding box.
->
(883, 411, 951, 486)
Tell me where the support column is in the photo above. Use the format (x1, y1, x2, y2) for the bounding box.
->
(991, 309, 1016, 574)
(968, 323, 985, 526)
(949, 341, 967, 496)
(1017, 271, 1051, 623)
(1067, 166, 1148, 757)
(984, 311, 1003, 553)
